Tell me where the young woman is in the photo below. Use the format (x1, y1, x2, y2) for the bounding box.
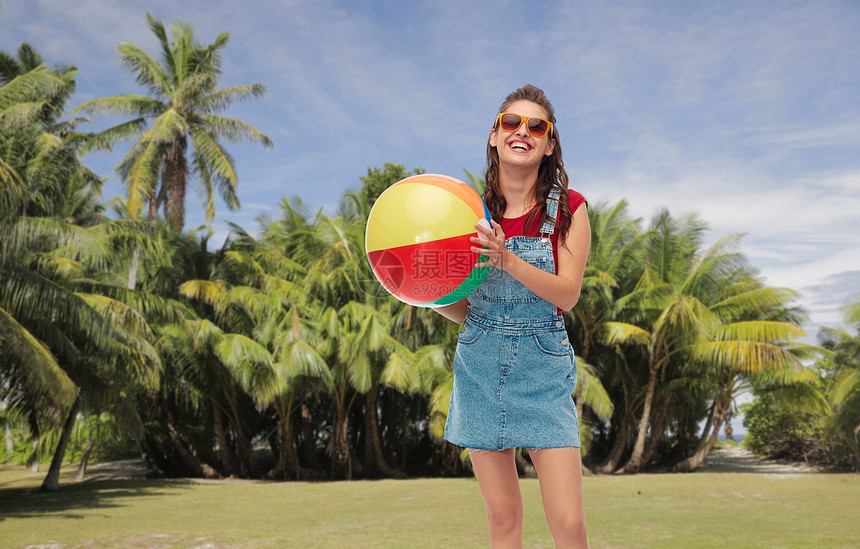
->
(435, 85, 591, 548)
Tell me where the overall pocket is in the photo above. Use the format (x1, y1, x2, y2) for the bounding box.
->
(532, 331, 570, 357)
(457, 322, 485, 346)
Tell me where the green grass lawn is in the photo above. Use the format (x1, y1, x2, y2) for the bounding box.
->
(1, 464, 857, 548)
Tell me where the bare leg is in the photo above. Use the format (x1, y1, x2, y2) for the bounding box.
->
(469, 448, 523, 549)
(528, 447, 589, 548)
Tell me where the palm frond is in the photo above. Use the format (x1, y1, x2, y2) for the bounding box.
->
(276, 340, 332, 386)
(175, 72, 218, 108)
(380, 350, 414, 392)
(180, 279, 228, 306)
(710, 287, 798, 319)
(192, 150, 216, 222)
(717, 321, 805, 343)
(576, 357, 613, 420)
(116, 42, 170, 97)
(428, 373, 454, 439)
(72, 94, 164, 117)
(198, 114, 273, 148)
(831, 369, 860, 407)
(145, 108, 189, 141)
(78, 118, 149, 154)
(0, 155, 24, 197)
(601, 321, 650, 346)
(188, 128, 239, 206)
(213, 333, 274, 391)
(680, 233, 743, 298)
(75, 293, 154, 341)
(346, 351, 373, 394)
(0, 307, 77, 413)
(0, 100, 46, 129)
(199, 83, 266, 112)
(692, 340, 801, 374)
(0, 67, 63, 109)
(5, 217, 111, 267)
(122, 139, 161, 217)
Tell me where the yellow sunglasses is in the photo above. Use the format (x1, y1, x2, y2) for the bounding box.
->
(495, 112, 554, 138)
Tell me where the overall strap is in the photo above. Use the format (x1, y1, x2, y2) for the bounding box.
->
(539, 187, 563, 236)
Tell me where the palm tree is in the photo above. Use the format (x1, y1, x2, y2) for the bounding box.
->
(0, 212, 166, 490)
(816, 300, 860, 469)
(1, 45, 168, 489)
(74, 13, 272, 232)
(266, 189, 440, 479)
(305, 219, 376, 479)
(603, 212, 805, 473)
(177, 227, 331, 479)
(671, 280, 806, 471)
(565, 200, 645, 463)
(1, 44, 99, 220)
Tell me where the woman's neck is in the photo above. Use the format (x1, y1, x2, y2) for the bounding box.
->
(499, 165, 540, 218)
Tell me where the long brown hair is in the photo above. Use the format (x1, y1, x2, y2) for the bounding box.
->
(484, 84, 572, 243)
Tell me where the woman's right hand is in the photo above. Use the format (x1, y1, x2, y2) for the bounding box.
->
(473, 219, 509, 270)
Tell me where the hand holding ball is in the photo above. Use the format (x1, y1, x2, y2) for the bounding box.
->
(476, 218, 494, 245)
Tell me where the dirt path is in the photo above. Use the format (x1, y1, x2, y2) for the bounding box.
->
(83, 459, 150, 481)
(698, 444, 822, 474)
(80, 445, 823, 482)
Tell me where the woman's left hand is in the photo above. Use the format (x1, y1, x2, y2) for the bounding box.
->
(472, 219, 509, 270)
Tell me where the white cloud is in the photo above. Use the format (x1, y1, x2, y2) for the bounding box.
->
(745, 120, 860, 150)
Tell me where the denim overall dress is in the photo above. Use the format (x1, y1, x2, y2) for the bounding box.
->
(444, 188, 581, 450)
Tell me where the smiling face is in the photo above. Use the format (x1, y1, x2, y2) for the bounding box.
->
(489, 99, 557, 169)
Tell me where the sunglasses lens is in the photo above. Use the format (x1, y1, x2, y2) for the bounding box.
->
(500, 114, 523, 132)
(528, 118, 549, 137)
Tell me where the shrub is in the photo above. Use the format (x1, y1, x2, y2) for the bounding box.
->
(741, 400, 855, 469)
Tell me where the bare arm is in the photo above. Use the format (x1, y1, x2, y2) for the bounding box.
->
(473, 202, 590, 311)
(431, 298, 469, 323)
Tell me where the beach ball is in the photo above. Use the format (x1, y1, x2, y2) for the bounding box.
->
(365, 174, 492, 307)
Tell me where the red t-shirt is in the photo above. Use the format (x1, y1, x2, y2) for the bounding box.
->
(498, 189, 587, 315)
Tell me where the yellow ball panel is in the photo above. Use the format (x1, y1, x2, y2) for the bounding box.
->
(366, 182, 480, 253)
(390, 174, 486, 220)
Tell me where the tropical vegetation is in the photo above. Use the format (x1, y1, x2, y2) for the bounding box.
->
(1, 14, 855, 494)
(742, 298, 860, 470)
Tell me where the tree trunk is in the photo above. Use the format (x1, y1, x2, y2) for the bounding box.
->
(74, 438, 96, 482)
(515, 450, 537, 477)
(31, 440, 39, 473)
(723, 410, 734, 442)
(234, 418, 254, 477)
(299, 403, 318, 469)
(270, 413, 300, 480)
(28, 411, 39, 473)
(142, 432, 171, 475)
(597, 416, 630, 474)
(619, 366, 658, 474)
(641, 396, 670, 468)
(673, 400, 728, 472)
(40, 393, 82, 492)
(127, 247, 141, 290)
(164, 137, 188, 231)
(330, 402, 351, 480)
(363, 386, 401, 477)
(162, 397, 219, 479)
(212, 400, 236, 477)
(438, 440, 466, 476)
(5, 422, 13, 455)
(698, 401, 716, 444)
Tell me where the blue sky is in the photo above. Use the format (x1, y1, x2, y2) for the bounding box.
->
(3, 0, 859, 338)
